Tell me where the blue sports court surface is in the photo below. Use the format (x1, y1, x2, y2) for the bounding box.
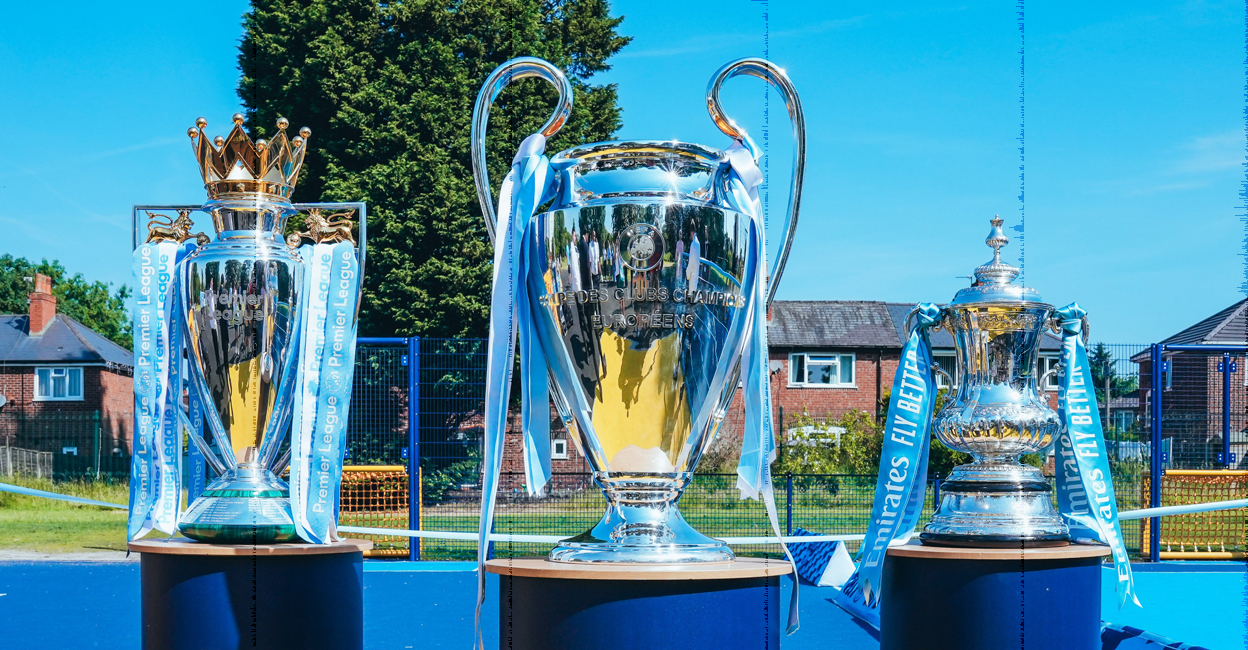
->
(1, 560, 1243, 649)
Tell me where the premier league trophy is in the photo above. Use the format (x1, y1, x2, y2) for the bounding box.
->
(172, 114, 309, 543)
(127, 113, 364, 545)
(919, 217, 1068, 546)
(126, 115, 371, 649)
(471, 57, 805, 563)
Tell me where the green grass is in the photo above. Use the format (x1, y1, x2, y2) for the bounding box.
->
(0, 473, 1222, 558)
(0, 476, 132, 553)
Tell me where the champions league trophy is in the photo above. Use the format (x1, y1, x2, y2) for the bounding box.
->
(471, 58, 805, 563)
(919, 217, 1069, 546)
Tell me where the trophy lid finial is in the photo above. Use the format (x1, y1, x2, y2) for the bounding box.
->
(973, 215, 1020, 286)
(948, 216, 1046, 306)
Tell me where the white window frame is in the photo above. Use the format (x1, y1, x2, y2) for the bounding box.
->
(788, 352, 856, 388)
(1041, 355, 1060, 391)
(932, 353, 957, 390)
(34, 366, 84, 401)
(551, 438, 568, 460)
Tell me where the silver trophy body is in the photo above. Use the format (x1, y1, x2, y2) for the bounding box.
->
(920, 218, 1069, 547)
(472, 58, 804, 563)
(176, 115, 308, 543)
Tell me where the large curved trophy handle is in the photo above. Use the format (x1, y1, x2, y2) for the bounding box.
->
(706, 58, 806, 307)
(471, 57, 574, 243)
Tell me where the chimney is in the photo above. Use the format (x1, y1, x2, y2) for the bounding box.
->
(28, 273, 56, 335)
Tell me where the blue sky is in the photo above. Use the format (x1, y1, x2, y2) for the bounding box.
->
(0, 1, 1243, 344)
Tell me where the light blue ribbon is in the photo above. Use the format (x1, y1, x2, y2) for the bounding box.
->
(1054, 303, 1139, 609)
(127, 240, 182, 539)
(179, 239, 208, 505)
(290, 240, 362, 544)
(835, 302, 940, 627)
(186, 378, 207, 503)
(475, 132, 559, 650)
(722, 137, 801, 635)
(1, 482, 126, 509)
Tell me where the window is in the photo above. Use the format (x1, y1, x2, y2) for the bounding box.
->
(35, 367, 83, 401)
(551, 439, 568, 460)
(789, 353, 854, 387)
(786, 424, 846, 447)
(1164, 358, 1173, 390)
(1041, 356, 1060, 391)
(932, 354, 957, 389)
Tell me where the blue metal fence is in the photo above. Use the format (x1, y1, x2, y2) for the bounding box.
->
(347, 338, 1155, 560)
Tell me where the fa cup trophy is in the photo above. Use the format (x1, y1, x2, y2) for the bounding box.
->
(472, 57, 805, 563)
(173, 114, 309, 543)
(920, 217, 1068, 546)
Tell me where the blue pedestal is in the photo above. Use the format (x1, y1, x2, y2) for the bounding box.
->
(488, 557, 792, 650)
(130, 538, 370, 650)
(880, 543, 1110, 650)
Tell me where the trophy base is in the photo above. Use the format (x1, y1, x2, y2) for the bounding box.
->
(179, 464, 298, 544)
(549, 472, 734, 564)
(920, 461, 1069, 548)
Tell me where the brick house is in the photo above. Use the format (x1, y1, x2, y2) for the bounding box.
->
(723, 300, 1062, 439)
(490, 299, 1063, 478)
(1133, 298, 1248, 467)
(0, 274, 133, 476)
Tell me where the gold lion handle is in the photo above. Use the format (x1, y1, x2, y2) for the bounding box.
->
(144, 209, 209, 245)
(287, 208, 357, 247)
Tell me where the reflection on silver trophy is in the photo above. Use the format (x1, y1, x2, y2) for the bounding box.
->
(473, 58, 805, 563)
(920, 217, 1070, 546)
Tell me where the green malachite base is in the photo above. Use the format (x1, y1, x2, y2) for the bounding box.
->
(179, 522, 298, 544)
(178, 464, 298, 544)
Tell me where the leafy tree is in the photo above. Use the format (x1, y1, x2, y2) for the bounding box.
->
(772, 388, 977, 478)
(1088, 342, 1137, 406)
(0, 255, 131, 348)
(238, 0, 631, 337)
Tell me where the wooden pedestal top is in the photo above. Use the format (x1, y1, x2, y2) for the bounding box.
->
(484, 557, 793, 581)
(886, 542, 1111, 561)
(128, 537, 373, 556)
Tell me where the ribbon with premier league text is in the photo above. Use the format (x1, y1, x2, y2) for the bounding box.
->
(290, 238, 362, 545)
(1054, 303, 1139, 609)
(475, 132, 559, 650)
(127, 239, 184, 540)
(186, 375, 208, 503)
(834, 303, 940, 625)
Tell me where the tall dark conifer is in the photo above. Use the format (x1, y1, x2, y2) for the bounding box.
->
(237, 0, 630, 337)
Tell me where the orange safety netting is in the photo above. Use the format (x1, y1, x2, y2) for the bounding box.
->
(338, 468, 415, 557)
(1141, 471, 1248, 556)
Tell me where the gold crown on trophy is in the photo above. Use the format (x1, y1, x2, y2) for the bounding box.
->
(188, 113, 310, 200)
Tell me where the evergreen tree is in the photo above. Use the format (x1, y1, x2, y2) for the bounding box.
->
(238, 0, 630, 337)
(0, 255, 131, 348)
